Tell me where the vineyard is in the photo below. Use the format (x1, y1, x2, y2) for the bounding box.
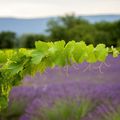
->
(0, 40, 120, 120)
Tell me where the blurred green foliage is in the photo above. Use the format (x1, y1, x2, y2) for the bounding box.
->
(0, 32, 16, 48)
(0, 14, 120, 48)
(47, 14, 120, 47)
(18, 34, 49, 48)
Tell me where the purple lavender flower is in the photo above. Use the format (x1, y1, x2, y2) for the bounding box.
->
(8, 79, 120, 120)
(22, 55, 120, 86)
(5, 55, 120, 120)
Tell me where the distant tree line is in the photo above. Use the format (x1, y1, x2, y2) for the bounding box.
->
(0, 14, 120, 49)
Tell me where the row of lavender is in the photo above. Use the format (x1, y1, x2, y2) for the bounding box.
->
(1, 55, 120, 120)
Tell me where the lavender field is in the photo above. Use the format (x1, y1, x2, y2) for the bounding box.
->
(1, 55, 120, 120)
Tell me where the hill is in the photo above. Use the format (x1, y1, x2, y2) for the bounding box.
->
(0, 15, 120, 35)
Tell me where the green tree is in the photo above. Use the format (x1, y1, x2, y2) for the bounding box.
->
(47, 14, 90, 43)
(66, 24, 96, 44)
(94, 21, 120, 47)
(47, 14, 120, 47)
(93, 31, 111, 46)
(0, 31, 16, 49)
(19, 34, 48, 48)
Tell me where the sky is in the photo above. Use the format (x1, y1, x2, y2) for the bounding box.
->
(0, 0, 120, 18)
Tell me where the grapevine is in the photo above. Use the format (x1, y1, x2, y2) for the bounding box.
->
(0, 40, 120, 110)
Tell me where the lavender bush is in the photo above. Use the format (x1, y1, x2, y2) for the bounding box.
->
(1, 55, 120, 120)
